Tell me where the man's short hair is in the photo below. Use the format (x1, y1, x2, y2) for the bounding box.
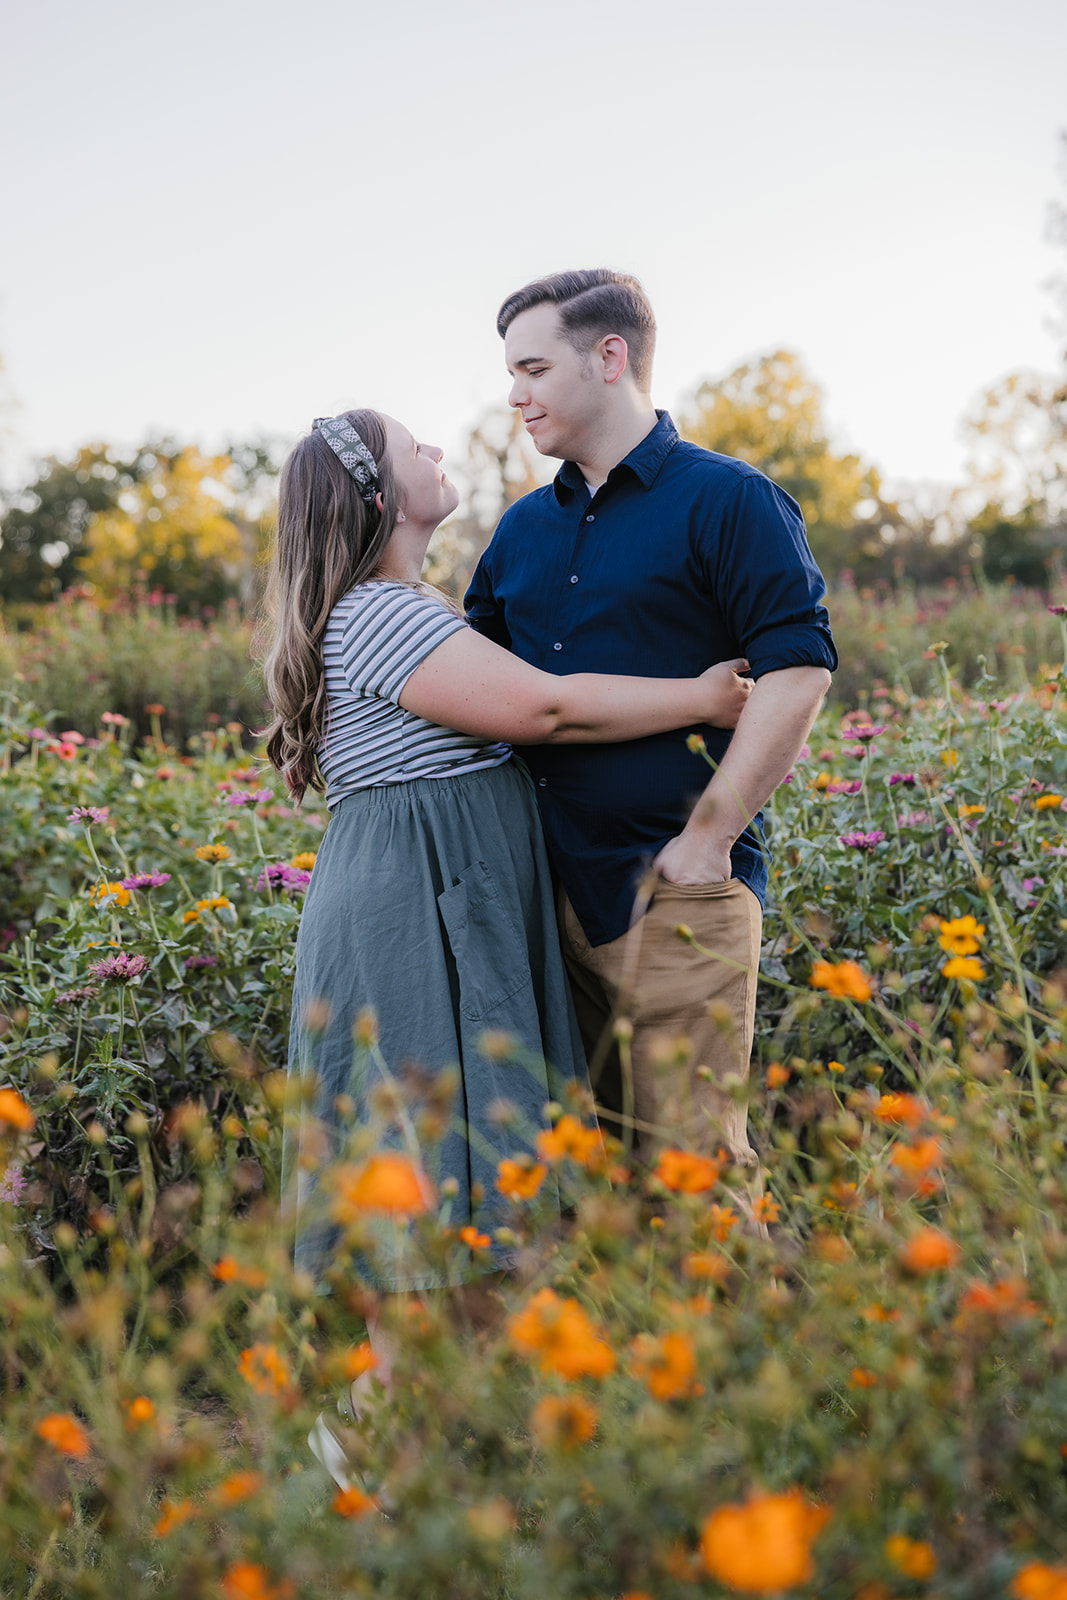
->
(497, 269, 657, 393)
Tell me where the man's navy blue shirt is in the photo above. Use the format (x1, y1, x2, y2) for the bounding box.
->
(465, 412, 838, 947)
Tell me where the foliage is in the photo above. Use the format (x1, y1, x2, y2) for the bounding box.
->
(1, 616, 1067, 1592)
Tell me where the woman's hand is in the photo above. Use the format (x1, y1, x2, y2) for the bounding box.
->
(699, 658, 753, 729)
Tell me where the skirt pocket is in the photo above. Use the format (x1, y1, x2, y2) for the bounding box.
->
(437, 860, 533, 1022)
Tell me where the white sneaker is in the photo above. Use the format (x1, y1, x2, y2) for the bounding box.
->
(308, 1412, 357, 1491)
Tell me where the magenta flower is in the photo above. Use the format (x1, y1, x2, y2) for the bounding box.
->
(120, 872, 172, 891)
(227, 788, 273, 808)
(87, 952, 150, 983)
(0, 1166, 26, 1204)
(1047, 604, 1067, 617)
(55, 985, 100, 1006)
(257, 863, 311, 892)
(900, 809, 931, 828)
(184, 953, 219, 970)
(888, 773, 918, 788)
(840, 830, 886, 851)
(826, 780, 863, 796)
(67, 806, 110, 825)
(28, 728, 49, 742)
(849, 724, 887, 743)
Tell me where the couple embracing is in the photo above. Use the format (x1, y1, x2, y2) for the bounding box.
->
(262, 268, 837, 1308)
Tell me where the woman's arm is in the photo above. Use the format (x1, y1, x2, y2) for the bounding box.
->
(397, 626, 752, 744)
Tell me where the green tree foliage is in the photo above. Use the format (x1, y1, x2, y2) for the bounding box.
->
(679, 350, 887, 579)
(0, 444, 155, 602)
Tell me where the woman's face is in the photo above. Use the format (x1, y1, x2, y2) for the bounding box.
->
(383, 416, 460, 532)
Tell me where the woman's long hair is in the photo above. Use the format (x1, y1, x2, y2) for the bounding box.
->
(259, 409, 403, 802)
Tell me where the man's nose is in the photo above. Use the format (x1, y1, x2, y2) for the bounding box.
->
(508, 375, 527, 409)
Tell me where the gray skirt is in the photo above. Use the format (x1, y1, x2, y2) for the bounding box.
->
(283, 758, 587, 1289)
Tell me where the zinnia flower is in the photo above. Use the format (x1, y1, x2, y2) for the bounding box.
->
(839, 830, 886, 851)
(152, 1498, 197, 1537)
(701, 1489, 832, 1592)
(227, 788, 273, 807)
(332, 1485, 378, 1518)
(290, 851, 317, 870)
(826, 779, 863, 795)
(67, 806, 109, 825)
(0, 1165, 27, 1202)
(938, 914, 985, 955)
(1035, 793, 1065, 811)
(121, 872, 171, 891)
(195, 843, 232, 862)
(888, 772, 918, 787)
(257, 863, 311, 892)
(89, 880, 131, 909)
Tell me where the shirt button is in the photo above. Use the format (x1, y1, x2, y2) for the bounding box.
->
(585, 514, 595, 523)
(537, 778, 547, 787)
(569, 574, 579, 584)
(552, 642, 562, 651)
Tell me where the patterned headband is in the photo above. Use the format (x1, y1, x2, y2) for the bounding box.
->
(312, 415, 380, 504)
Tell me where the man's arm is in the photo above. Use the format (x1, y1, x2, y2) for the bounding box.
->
(653, 665, 831, 885)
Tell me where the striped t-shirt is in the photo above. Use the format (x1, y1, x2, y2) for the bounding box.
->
(319, 581, 511, 806)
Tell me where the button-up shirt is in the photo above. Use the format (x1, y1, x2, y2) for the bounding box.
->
(465, 411, 838, 946)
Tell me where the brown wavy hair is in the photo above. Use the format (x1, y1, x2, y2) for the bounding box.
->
(259, 410, 403, 802)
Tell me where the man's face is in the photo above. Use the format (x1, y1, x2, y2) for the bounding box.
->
(504, 303, 601, 461)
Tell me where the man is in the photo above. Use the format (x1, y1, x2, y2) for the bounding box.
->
(465, 269, 836, 1163)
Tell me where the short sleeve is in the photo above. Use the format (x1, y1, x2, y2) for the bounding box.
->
(338, 584, 467, 704)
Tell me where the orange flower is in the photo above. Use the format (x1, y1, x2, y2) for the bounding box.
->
(459, 1225, 492, 1250)
(536, 1113, 604, 1167)
(701, 1489, 832, 1592)
(221, 1563, 294, 1600)
(195, 843, 232, 862)
(885, 1534, 938, 1580)
(654, 1148, 722, 1193)
(290, 851, 317, 870)
(890, 1137, 944, 1190)
(709, 1203, 740, 1241)
(629, 1330, 699, 1401)
(752, 1195, 781, 1225)
(683, 1250, 730, 1283)
(0, 1087, 35, 1132)
(822, 1180, 859, 1213)
(507, 1287, 616, 1381)
(124, 1396, 155, 1430)
(938, 914, 985, 954)
(873, 1092, 925, 1128)
(340, 1341, 378, 1381)
(941, 955, 986, 981)
(238, 1342, 293, 1397)
(530, 1393, 598, 1450)
(213, 1470, 265, 1506)
(36, 1412, 90, 1458)
(958, 1276, 1038, 1320)
(849, 1367, 879, 1388)
(332, 1485, 379, 1518)
(809, 960, 872, 1002)
(212, 1256, 268, 1289)
(1011, 1562, 1067, 1599)
(766, 1062, 790, 1089)
(898, 1227, 960, 1275)
(152, 1497, 198, 1537)
(89, 879, 131, 908)
(331, 1153, 435, 1220)
(496, 1158, 548, 1200)
(1034, 794, 1065, 811)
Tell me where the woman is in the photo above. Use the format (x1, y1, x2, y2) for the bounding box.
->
(261, 409, 752, 1299)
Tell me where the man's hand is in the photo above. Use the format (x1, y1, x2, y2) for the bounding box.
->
(653, 827, 732, 886)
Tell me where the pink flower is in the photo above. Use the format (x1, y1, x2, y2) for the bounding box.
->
(850, 724, 887, 743)
(826, 780, 863, 796)
(888, 772, 918, 787)
(226, 788, 273, 808)
(67, 807, 110, 825)
(840, 830, 886, 851)
(28, 728, 49, 742)
(257, 863, 311, 893)
(900, 809, 931, 827)
(184, 953, 219, 970)
(121, 872, 171, 891)
(55, 986, 99, 1006)
(87, 952, 150, 983)
(59, 730, 85, 745)
(1047, 604, 1067, 617)
(0, 1167, 26, 1204)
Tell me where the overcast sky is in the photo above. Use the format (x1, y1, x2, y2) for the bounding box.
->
(1, 0, 1064, 497)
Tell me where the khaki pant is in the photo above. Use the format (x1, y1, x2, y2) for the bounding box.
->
(559, 879, 761, 1164)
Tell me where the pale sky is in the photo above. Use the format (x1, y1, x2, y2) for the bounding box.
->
(1, 0, 1064, 498)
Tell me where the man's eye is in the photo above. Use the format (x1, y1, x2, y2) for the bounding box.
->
(528, 368, 546, 377)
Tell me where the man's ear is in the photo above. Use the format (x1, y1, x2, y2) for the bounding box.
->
(598, 334, 629, 385)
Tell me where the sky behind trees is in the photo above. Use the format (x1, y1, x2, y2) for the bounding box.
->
(1, 0, 1064, 493)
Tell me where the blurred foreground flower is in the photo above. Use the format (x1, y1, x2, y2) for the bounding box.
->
(654, 1148, 722, 1193)
(330, 1153, 435, 1220)
(508, 1287, 615, 1380)
(810, 960, 872, 1002)
(885, 1534, 938, 1579)
(701, 1489, 831, 1592)
(0, 1089, 35, 1132)
(1011, 1561, 1067, 1599)
(536, 1113, 603, 1167)
(530, 1393, 598, 1451)
(36, 1412, 91, 1458)
(238, 1342, 293, 1398)
(899, 1226, 961, 1274)
(629, 1330, 699, 1400)
(496, 1157, 548, 1200)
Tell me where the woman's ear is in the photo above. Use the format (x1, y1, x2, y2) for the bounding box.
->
(374, 490, 386, 515)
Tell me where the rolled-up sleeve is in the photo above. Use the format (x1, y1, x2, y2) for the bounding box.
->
(708, 474, 838, 679)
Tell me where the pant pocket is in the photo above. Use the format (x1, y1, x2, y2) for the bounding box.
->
(655, 876, 737, 900)
(437, 860, 533, 1022)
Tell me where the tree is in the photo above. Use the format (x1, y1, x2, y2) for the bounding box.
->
(679, 350, 884, 578)
(78, 445, 252, 612)
(0, 444, 155, 603)
(424, 407, 548, 595)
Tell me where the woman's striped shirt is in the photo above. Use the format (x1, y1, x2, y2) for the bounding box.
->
(319, 581, 511, 806)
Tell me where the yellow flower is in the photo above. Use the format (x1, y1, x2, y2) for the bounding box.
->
(885, 1534, 938, 1580)
(957, 802, 985, 818)
(89, 880, 130, 908)
(938, 914, 985, 955)
(701, 1489, 832, 1592)
(1035, 794, 1065, 811)
(185, 894, 235, 925)
(195, 843, 232, 862)
(941, 748, 959, 767)
(941, 955, 986, 981)
(290, 851, 317, 870)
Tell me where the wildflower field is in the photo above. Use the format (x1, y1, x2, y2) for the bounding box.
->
(2, 608, 1067, 1597)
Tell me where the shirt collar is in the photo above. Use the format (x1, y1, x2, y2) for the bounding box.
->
(553, 410, 679, 503)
